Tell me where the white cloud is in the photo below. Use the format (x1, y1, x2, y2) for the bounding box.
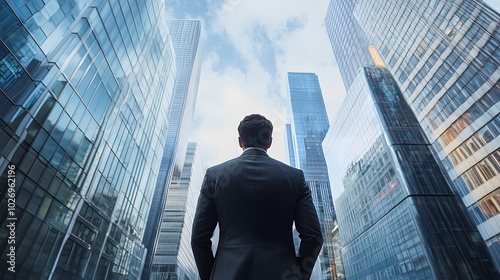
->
(190, 51, 287, 166)
(190, 0, 346, 167)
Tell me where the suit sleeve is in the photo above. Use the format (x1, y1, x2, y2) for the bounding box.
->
(294, 170, 324, 280)
(191, 171, 218, 280)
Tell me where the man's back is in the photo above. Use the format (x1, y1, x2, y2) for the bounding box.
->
(191, 148, 323, 280)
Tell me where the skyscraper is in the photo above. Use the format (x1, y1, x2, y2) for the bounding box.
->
(325, 0, 500, 269)
(0, 0, 175, 278)
(150, 142, 205, 280)
(142, 19, 201, 279)
(286, 72, 342, 280)
(323, 66, 496, 279)
(324, 1, 374, 89)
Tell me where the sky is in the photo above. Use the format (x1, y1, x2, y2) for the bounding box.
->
(165, 0, 345, 167)
(485, 0, 500, 13)
(165, 0, 500, 168)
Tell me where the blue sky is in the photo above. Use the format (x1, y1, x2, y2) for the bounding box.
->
(164, 0, 344, 167)
(164, 0, 500, 167)
(484, 0, 500, 13)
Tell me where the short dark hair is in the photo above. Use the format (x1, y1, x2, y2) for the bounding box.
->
(238, 114, 273, 149)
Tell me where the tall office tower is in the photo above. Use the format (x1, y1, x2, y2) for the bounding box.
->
(0, 0, 175, 279)
(286, 72, 343, 280)
(150, 143, 204, 280)
(323, 66, 496, 279)
(324, 1, 374, 89)
(142, 19, 201, 279)
(325, 0, 500, 269)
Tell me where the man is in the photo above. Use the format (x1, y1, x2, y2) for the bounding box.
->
(191, 114, 323, 280)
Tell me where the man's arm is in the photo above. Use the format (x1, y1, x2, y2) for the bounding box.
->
(191, 172, 218, 280)
(294, 171, 324, 280)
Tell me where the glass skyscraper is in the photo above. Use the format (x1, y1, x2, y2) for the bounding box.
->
(286, 72, 342, 280)
(324, 1, 374, 89)
(150, 142, 205, 280)
(0, 0, 176, 279)
(325, 0, 500, 270)
(142, 19, 201, 279)
(323, 66, 496, 279)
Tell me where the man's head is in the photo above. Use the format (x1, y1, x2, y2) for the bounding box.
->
(238, 114, 273, 150)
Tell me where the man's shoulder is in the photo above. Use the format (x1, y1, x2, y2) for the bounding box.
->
(269, 157, 303, 175)
(206, 155, 302, 174)
(206, 156, 241, 174)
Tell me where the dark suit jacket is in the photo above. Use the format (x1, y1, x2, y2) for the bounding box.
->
(191, 148, 323, 280)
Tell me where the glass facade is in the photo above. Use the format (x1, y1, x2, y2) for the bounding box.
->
(286, 72, 343, 280)
(285, 123, 298, 168)
(325, 0, 500, 270)
(0, 0, 175, 279)
(323, 66, 497, 279)
(150, 143, 205, 280)
(324, 0, 374, 89)
(142, 19, 201, 279)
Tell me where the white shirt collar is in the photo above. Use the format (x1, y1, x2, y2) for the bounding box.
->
(243, 147, 268, 153)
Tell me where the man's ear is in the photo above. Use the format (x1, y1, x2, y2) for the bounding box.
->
(266, 137, 273, 149)
(238, 137, 244, 149)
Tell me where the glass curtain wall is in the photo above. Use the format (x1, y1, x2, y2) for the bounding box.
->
(0, 0, 175, 279)
(323, 67, 496, 279)
(325, 0, 500, 269)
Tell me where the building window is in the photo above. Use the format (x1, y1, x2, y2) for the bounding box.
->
(415, 41, 427, 57)
(460, 151, 500, 191)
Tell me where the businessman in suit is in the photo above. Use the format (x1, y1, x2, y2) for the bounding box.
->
(191, 114, 323, 280)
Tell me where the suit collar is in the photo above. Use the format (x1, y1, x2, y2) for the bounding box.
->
(242, 147, 269, 157)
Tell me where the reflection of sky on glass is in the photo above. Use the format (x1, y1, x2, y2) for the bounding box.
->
(324, 69, 382, 200)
